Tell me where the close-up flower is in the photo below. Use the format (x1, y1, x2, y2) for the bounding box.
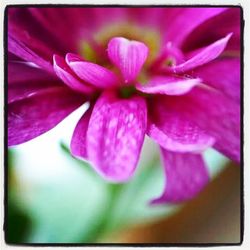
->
(6, 6, 242, 244)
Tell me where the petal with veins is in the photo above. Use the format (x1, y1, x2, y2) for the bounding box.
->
(8, 87, 85, 146)
(191, 58, 240, 102)
(70, 107, 93, 160)
(136, 75, 200, 96)
(168, 33, 232, 73)
(8, 61, 62, 103)
(53, 54, 95, 94)
(67, 57, 119, 88)
(147, 96, 215, 153)
(108, 37, 148, 83)
(86, 91, 147, 182)
(151, 148, 209, 204)
(8, 34, 54, 73)
(152, 88, 240, 163)
(165, 8, 227, 47)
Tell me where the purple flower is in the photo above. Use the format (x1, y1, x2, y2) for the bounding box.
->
(8, 7, 241, 203)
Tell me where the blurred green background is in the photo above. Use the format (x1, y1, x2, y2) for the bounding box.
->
(6, 104, 239, 244)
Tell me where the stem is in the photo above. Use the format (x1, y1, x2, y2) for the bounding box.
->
(79, 183, 124, 243)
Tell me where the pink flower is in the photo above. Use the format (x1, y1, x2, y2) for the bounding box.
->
(8, 7, 241, 203)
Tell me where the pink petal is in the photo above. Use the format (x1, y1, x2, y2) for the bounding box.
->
(86, 91, 147, 182)
(8, 8, 63, 60)
(186, 88, 240, 163)
(53, 55, 95, 94)
(191, 58, 240, 102)
(8, 79, 62, 104)
(107, 37, 148, 83)
(70, 107, 93, 160)
(182, 8, 241, 52)
(65, 53, 84, 64)
(67, 57, 119, 88)
(136, 76, 200, 96)
(127, 8, 168, 28)
(155, 88, 240, 163)
(151, 148, 209, 204)
(8, 61, 57, 85)
(28, 8, 95, 53)
(8, 87, 85, 146)
(148, 120, 215, 153)
(168, 34, 232, 73)
(165, 8, 228, 47)
(8, 34, 54, 73)
(28, 8, 128, 51)
(8, 61, 62, 103)
(147, 96, 215, 153)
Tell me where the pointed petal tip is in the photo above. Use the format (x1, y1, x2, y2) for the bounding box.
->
(65, 53, 84, 64)
(169, 33, 234, 73)
(53, 54, 64, 68)
(53, 54, 95, 94)
(68, 61, 119, 88)
(136, 76, 201, 96)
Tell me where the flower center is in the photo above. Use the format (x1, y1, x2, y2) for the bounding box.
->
(79, 22, 161, 67)
(119, 85, 137, 98)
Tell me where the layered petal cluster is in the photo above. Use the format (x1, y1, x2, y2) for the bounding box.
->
(8, 7, 241, 203)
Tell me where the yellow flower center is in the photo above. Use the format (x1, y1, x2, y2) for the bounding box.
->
(78, 22, 161, 67)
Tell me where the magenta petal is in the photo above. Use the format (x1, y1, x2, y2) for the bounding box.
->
(8, 61, 57, 84)
(53, 55, 95, 94)
(156, 88, 240, 163)
(182, 8, 241, 52)
(165, 8, 227, 47)
(169, 33, 232, 73)
(8, 61, 62, 103)
(86, 91, 147, 182)
(8, 87, 85, 146)
(191, 58, 240, 102)
(70, 107, 93, 160)
(67, 58, 119, 88)
(151, 148, 209, 204)
(107, 37, 149, 83)
(148, 118, 215, 153)
(8, 79, 62, 104)
(8, 34, 54, 73)
(136, 76, 200, 96)
(147, 97, 215, 153)
(185, 88, 240, 163)
(65, 53, 84, 64)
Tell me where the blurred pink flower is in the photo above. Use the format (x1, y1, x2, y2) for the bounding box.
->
(8, 7, 241, 203)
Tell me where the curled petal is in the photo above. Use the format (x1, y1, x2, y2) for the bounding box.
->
(151, 148, 209, 204)
(168, 33, 232, 73)
(65, 53, 84, 64)
(86, 91, 147, 182)
(107, 37, 148, 83)
(70, 107, 93, 160)
(8, 87, 85, 146)
(53, 54, 95, 94)
(136, 76, 200, 96)
(67, 57, 119, 88)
